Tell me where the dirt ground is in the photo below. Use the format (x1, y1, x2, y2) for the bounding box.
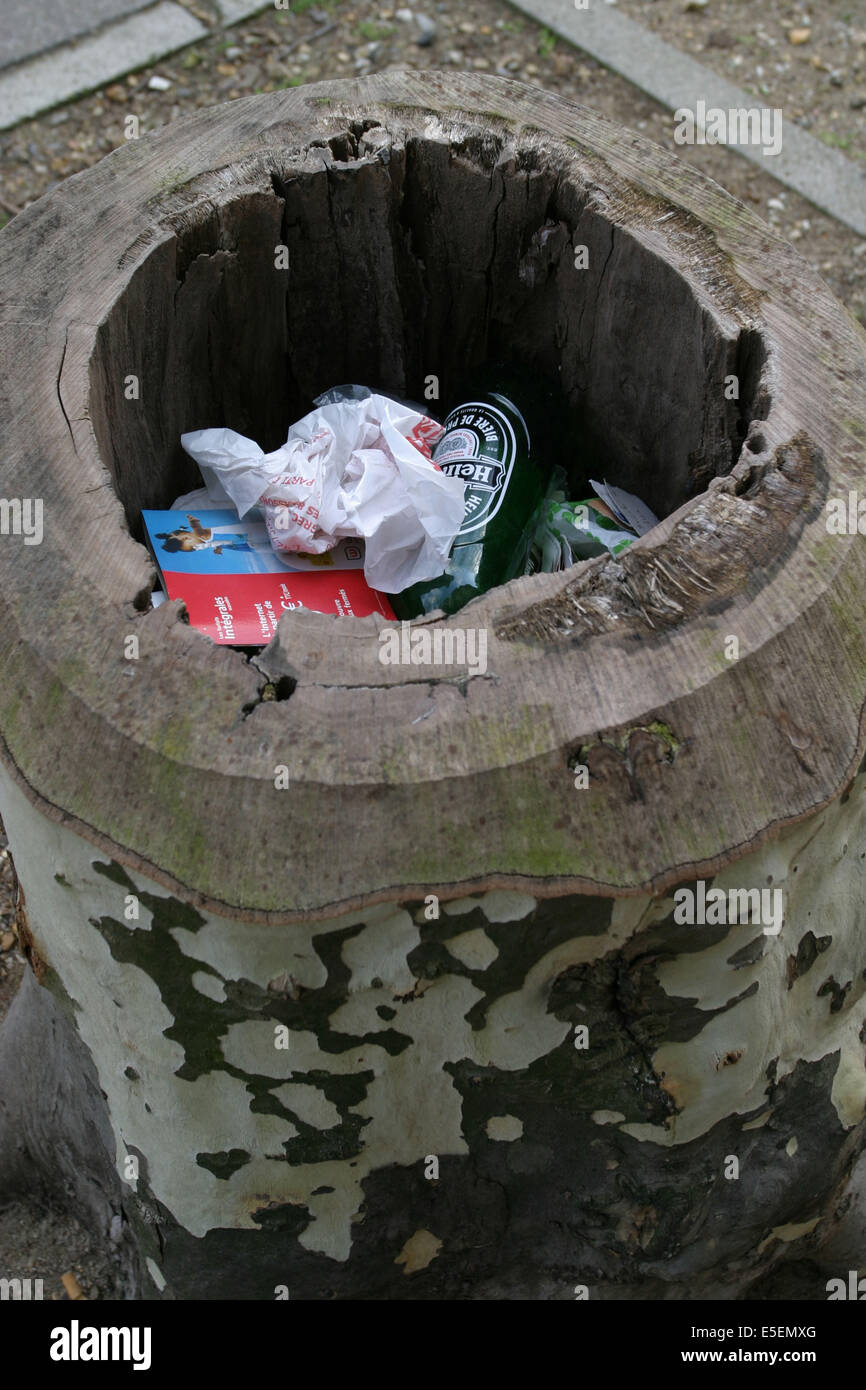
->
(0, 0, 863, 1301)
(615, 0, 866, 159)
(0, 1202, 127, 1300)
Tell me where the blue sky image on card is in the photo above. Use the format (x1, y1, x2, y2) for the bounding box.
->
(143, 509, 292, 574)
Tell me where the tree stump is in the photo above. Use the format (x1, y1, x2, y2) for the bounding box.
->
(0, 71, 865, 1300)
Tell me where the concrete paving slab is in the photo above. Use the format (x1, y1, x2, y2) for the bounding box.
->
(0, 0, 157, 72)
(0, 1, 206, 130)
(216, 0, 272, 25)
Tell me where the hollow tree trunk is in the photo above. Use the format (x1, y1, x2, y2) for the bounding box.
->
(0, 71, 864, 1300)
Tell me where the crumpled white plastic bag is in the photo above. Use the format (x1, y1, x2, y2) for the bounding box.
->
(180, 391, 466, 593)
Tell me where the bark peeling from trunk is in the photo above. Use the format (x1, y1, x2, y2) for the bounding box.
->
(2, 757, 863, 1298)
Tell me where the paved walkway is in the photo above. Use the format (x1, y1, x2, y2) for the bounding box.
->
(0, 0, 155, 71)
(0, 0, 269, 128)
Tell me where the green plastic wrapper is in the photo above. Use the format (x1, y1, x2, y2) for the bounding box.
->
(525, 494, 637, 574)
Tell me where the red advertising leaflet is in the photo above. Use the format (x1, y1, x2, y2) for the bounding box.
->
(142, 508, 395, 645)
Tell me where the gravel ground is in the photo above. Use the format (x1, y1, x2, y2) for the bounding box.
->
(615, 0, 866, 160)
(0, 0, 864, 1300)
(1, 0, 865, 321)
(0, 1201, 127, 1300)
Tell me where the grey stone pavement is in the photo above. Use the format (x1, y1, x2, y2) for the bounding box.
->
(0, 0, 155, 71)
(0, 0, 271, 127)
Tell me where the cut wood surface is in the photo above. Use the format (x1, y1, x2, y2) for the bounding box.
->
(0, 71, 864, 919)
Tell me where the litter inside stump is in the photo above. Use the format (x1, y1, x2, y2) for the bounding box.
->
(179, 385, 464, 594)
(143, 376, 658, 645)
(526, 482, 659, 574)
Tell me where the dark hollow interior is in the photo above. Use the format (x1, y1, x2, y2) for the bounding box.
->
(89, 126, 767, 569)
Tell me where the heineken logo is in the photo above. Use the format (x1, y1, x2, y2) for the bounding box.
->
(439, 457, 505, 491)
(433, 401, 518, 540)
